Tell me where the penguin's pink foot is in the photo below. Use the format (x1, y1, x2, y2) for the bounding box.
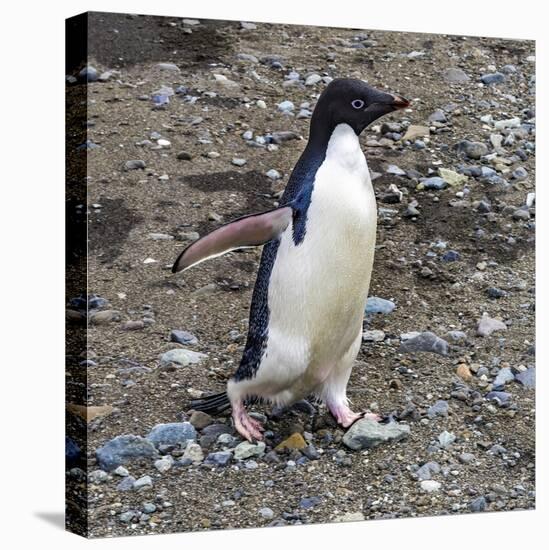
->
(232, 402, 264, 442)
(328, 403, 381, 428)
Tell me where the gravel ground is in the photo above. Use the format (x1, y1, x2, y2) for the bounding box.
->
(66, 12, 535, 538)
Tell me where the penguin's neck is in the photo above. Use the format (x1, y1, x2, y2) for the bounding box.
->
(323, 123, 364, 170)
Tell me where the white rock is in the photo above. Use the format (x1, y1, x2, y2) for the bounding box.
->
(154, 456, 174, 473)
(420, 480, 441, 493)
(183, 442, 204, 464)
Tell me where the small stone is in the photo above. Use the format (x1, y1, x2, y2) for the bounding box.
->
(96, 435, 158, 471)
(402, 125, 430, 141)
(487, 287, 507, 299)
(121, 320, 145, 331)
(486, 391, 512, 407)
(343, 419, 410, 451)
(204, 451, 232, 467)
(299, 496, 322, 509)
(113, 465, 129, 477)
(399, 332, 449, 356)
(234, 441, 266, 460)
(79, 65, 98, 82)
(456, 364, 473, 382)
(334, 511, 365, 522)
(362, 330, 385, 342)
(442, 250, 460, 262)
(189, 411, 213, 430)
(438, 168, 468, 187)
(256, 100, 267, 109)
(438, 431, 456, 448)
(386, 164, 406, 176)
(119, 510, 135, 523)
(477, 315, 507, 337)
(416, 461, 441, 480)
(277, 100, 295, 113)
(492, 367, 515, 388)
(305, 74, 322, 86)
(157, 62, 180, 72)
(428, 109, 447, 123)
(420, 480, 441, 493)
(123, 160, 146, 171)
(148, 232, 173, 241)
(133, 475, 153, 491)
(232, 158, 247, 166)
(365, 296, 395, 314)
(176, 151, 193, 161)
(427, 400, 449, 418)
(481, 72, 505, 85)
(183, 442, 204, 463)
(170, 330, 198, 346)
(146, 423, 197, 448)
(154, 455, 174, 473)
(89, 469, 109, 484)
(275, 433, 307, 451)
(443, 68, 470, 83)
(494, 117, 521, 130)
(89, 310, 121, 325)
(117, 476, 136, 491)
(266, 169, 281, 180)
(512, 208, 530, 221)
(459, 453, 476, 464)
(421, 177, 447, 190)
(469, 496, 487, 512)
(143, 503, 157, 514)
(259, 507, 274, 519)
(516, 368, 535, 389)
(240, 21, 257, 30)
(160, 349, 207, 367)
(464, 141, 488, 160)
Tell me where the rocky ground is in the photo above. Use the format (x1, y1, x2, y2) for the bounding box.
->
(66, 12, 535, 538)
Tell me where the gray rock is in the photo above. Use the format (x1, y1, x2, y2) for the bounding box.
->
(399, 331, 449, 356)
(477, 315, 507, 337)
(79, 65, 98, 82)
(427, 400, 449, 418)
(89, 469, 109, 483)
(492, 367, 515, 388)
(486, 391, 512, 406)
(143, 503, 157, 514)
(459, 453, 476, 464)
(123, 160, 146, 171)
(265, 169, 281, 180)
(463, 141, 488, 159)
(259, 507, 274, 519)
(160, 348, 207, 367)
(277, 100, 294, 113)
(446, 330, 467, 342)
(117, 476, 136, 491)
(420, 480, 441, 492)
(365, 296, 396, 314)
(305, 74, 322, 86)
(362, 330, 386, 342)
(469, 496, 487, 512)
(438, 431, 456, 448)
(96, 435, 158, 471)
(386, 164, 406, 176)
(146, 422, 197, 448)
(133, 475, 153, 491)
(119, 510, 135, 523)
(204, 451, 232, 467)
(343, 419, 410, 451)
(481, 72, 505, 85)
(157, 62, 180, 72)
(234, 441, 266, 460)
(516, 367, 535, 388)
(416, 461, 441, 480)
(170, 330, 198, 346)
(237, 53, 259, 63)
(428, 109, 447, 123)
(422, 177, 447, 190)
(154, 455, 174, 473)
(443, 68, 470, 83)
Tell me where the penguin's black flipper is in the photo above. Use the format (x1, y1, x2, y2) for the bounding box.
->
(172, 205, 293, 273)
(190, 391, 231, 414)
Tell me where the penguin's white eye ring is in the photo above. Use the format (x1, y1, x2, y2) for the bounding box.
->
(351, 99, 365, 109)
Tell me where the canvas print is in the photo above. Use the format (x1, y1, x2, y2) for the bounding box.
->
(65, 11, 536, 538)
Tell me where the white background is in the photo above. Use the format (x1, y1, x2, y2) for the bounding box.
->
(0, 0, 545, 548)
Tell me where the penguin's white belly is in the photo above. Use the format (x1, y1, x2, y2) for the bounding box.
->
(256, 124, 377, 401)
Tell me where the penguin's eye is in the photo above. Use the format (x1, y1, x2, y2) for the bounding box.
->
(351, 99, 365, 109)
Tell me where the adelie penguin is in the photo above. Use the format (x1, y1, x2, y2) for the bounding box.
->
(172, 78, 410, 442)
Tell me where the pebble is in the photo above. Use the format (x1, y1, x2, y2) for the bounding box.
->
(420, 480, 441, 493)
(334, 511, 365, 522)
(477, 315, 507, 337)
(462, 141, 488, 160)
(183, 442, 205, 463)
(481, 72, 505, 85)
(300, 496, 322, 509)
(133, 475, 153, 491)
(456, 364, 473, 382)
(119, 510, 135, 523)
(459, 453, 476, 464)
(416, 461, 441, 480)
(438, 431, 456, 448)
(469, 496, 487, 512)
(160, 348, 207, 367)
(442, 250, 460, 262)
(122, 320, 145, 331)
(157, 62, 180, 72)
(265, 169, 281, 180)
(438, 168, 468, 187)
(277, 100, 295, 113)
(146, 423, 197, 448)
(259, 507, 274, 519)
(154, 455, 174, 473)
(123, 160, 146, 171)
(492, 367, 515, 388)
(305, 74, 322, 86)
(399, 331, 449, 356)
(176, 151, 193, 161)
(89, 310, 121, 325)
(232, 158, 247, 166)
(515, 368, 535, 388)
(365, 296, 395, 314)
(486, 391, 512, 407)
(402, 125, 430, 141)
(79, 65, 98, 82)
(343, 419, 410, 451)
(362, 330, 385, 342)
(421, 177, 447, 190)
(234, 441, 266, 460)
(117, 476, 136, 491)
(189, 411, 213, 430)
(204, 451, 232, 467)
(427, 400, 449, 418)
(96, 435, 158, 471)
(275, 433, 306, 451)
(494, 117, 521, 130)
(386, 164, 406, 176)
(170, 330, 198, 346)
(487, 287, 507, 299)
(89, 469, 109, 483)
(443, 67, 470, 83)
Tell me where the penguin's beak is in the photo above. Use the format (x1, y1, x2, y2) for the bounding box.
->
(389, 94, 411, 110)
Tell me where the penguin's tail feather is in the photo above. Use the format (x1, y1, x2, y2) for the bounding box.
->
(190, 391, 231, 415)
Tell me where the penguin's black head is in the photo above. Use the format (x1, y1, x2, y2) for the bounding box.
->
(310, 78, 410, 137)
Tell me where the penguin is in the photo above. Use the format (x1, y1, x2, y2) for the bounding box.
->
(172, 78, 410, 442)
